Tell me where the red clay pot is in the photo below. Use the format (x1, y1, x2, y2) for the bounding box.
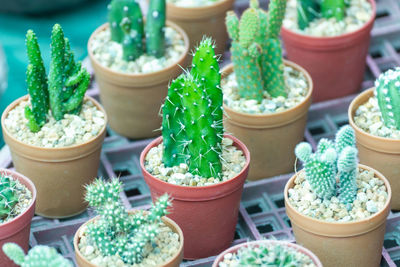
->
(281, 0, 376, 102)
(140, 134, 250, 259)
(0, 169, 36, 267)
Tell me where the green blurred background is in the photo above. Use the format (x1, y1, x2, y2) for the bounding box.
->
(0, 0, 108, 146)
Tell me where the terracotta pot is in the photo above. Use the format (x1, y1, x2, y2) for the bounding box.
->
(140, 134, 250, 259)
(349, 87, 400, 210)
(0, 168, 36, 267)
(166, 0, 234, 56)
(1, 95, 107, 218)
(284, 164, 392, 267)
(73, 211, 184, 267)
(222, 61, 313, 180)
(281, 0, 376, 102)
(88, 22, 189, 139)
(212, 240, 323, 267)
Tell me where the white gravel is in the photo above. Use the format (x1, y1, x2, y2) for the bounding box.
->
(4, 99, 106, 148)
(288, 169, 388, 222)
(222, 65, 309, 114)
(90, 26, 186, 74)
(283, 0, 372, 37)
(167, 0, 220, 7)
(354, 95, 400, 139)
(144, 137, 246, 186)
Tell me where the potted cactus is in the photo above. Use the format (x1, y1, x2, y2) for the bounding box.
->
(3, 243, 72, 267)
(88, 0, 189, 139)
(73, 178, 184, 267)
(284, 125, 391, 267)
(349, 68, 400, 210)
(222, 0, 313, 180)
(140, 37, 250, 259)
(1, 24, 107, 218)
(281, 0, 376, 101)
(212, 240, 323, 267)
(0, 169, 36, 267)
(166, 0, 234, 56)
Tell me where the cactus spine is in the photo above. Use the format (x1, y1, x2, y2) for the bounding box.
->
(295, 125, 358, 204)
(3, 243, 72, 267)
(162, 38, 223, 179)
(375, 68, 400, 130)
(225, 0, 287, 103)
(0, 175, 18, 220)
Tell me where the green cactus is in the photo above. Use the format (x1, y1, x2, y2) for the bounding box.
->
(321, 0, 346, 21)
(375, 68, 400, 130)
(146, 0, 166, 58)
(162, 38, 223, 179)
(2, 243, 72, 267)
(338, 146, 358, 204)
(84, 178, 171, 264)
(225, 0, 287, 103)
(0, 175, 18, 220)
(297, 0, 320, 30)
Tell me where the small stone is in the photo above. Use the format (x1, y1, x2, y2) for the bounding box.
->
(366, 200, 378, 213)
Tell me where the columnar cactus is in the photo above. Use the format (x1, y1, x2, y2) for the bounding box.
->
(297, 0, 347, 29)
(3, 243, 72, 267)
(375, 68, 400, 130)
(295, 125, 358, 204)
(84, 178, 171, 265)
(24, 24, 90, 132)
(237, 244, 301, 266)
(321, 0, 346, 21)
(108, 0, 166, 61)
(225, 0, 287, 102)
(0, 175, 18, 220)
(162, 37, 223, 179)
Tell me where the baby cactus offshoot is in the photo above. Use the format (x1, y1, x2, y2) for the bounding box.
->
(0, 174, 18, 220)
(297, 0, 347, 29)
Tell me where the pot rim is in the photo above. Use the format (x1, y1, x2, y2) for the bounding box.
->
(284, 164, 392, 226)
(281, 0, 376, 41)
(166, 0, 233, 11)
(1, 94, 108, 151)
(221, 60, 313, 119)
(211, 240, 323, 267)
(139, 134, 250, 190)
(87, 21, 190, 79)
(73, 210, 184, 267)
(166, 0, 234, 19)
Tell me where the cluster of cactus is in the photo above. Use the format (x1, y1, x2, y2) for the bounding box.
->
(225, 0, 287, 102)
(374, 67, 400, 130)
(297, 0, 350, 30)
(108, 0, 165, 61)
(161, 37, 223, 179)
(295, 125, 358, 204)
(0, 174, 18, 220)
(2, 243, 72, 267)
(25, 24, 90, 132)
(84, 178, 171, 264)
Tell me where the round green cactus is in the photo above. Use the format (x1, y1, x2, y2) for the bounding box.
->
(0, 175, 18, 220)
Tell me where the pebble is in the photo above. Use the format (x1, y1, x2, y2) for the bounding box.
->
(90, 26, 186, 74)
(283, 0, 372, 37)
(222, 66, 309, 114)
(167, 0, 220, 7)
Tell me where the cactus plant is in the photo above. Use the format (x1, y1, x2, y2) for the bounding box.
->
(295, 125, 358, 204)
(0, 174, 18, 220)
(375, 68, 400, 130)
(84, 178, 171, 264)
(24, 24, 90, 132)
(321, 0, 346, 21)
(161, 37, 223, 179)
(297, 0, 347, 29)
(108, 0, 166, 61)
(3, 243, 72, 267)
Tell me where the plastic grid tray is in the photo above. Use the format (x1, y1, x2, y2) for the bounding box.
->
(2, 0, 400, 266)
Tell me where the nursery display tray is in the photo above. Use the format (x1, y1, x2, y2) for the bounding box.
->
(1, 0, 400, 266)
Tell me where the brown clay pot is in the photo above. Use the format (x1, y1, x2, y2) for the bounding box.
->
(166, 0, 234, 56)
(73, 211, 184, 267)
(88, 22, 189, 139)
(281, 0, 376, 102)
(1, 95, 107, 218)
(140, 134, 250, 259)
(284, 164, 392, 267)
(212, 240, 323, 267)
(349, 88, 400, 210)
(222, 61, 313, 181)
(0, 168, 36, 267)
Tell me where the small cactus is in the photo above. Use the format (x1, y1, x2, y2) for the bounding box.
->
(84, 178, 171, 264)
(297, 0, 347, 29)
(295, 125, 358, 204)
(162, 37, 223, 179)
(3, 243, 73, 267)
(0, 174, 18, 220)
(375, 68, 400, 130)
(321, 0, 346, 21)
